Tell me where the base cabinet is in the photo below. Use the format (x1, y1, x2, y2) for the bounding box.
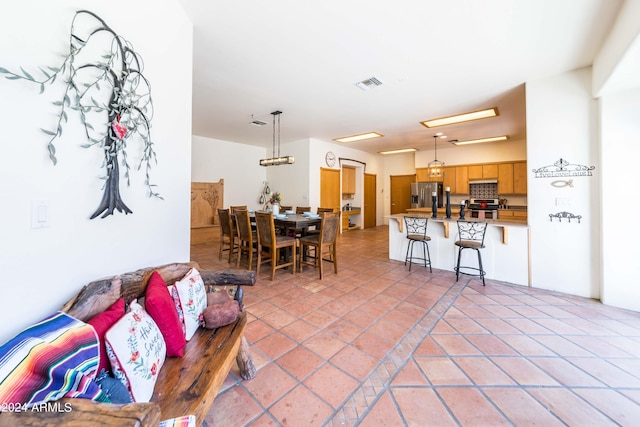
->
(342, 210, 361, 231)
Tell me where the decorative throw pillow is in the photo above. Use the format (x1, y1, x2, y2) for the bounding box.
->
(200, 300, 240, 329)
(87, 298, 125, 375)
(105, 300, 166, 402)
(173, 268, 207, 341)
(145, 272, 186, 357)
(168, 285, 186, 335)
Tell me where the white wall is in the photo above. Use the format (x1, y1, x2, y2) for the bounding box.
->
(265, 139, 310, 209)
(309, 139, 385, 225)
(599, 88, 640, 311)
(191, 136, 267, 210)
(0, 0, 193, 344)
(526, 67, 600, 299)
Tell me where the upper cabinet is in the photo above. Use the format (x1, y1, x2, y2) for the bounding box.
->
(415, 167, 443, 182)
(416, 161, 526, 196)
(513, 161, 527, 194)
(454, 166, 469, 195)
(482, 164, 498, 178)
(443, 166, 456, 193)
(497, 163, 514, 194)
(342, 166, 356, 195)
(498, 161, 527, 195)
(469, 164, 498, 179)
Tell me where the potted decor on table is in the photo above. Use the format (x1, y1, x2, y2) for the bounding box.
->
(269, 192, 282, 215)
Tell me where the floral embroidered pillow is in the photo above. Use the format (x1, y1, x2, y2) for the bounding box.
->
(167, 285, 186, 336)
(173, 268, 207, 340)
(105, 300, 166, 402)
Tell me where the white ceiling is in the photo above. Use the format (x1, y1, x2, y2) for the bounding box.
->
(178, 0, 623, 154)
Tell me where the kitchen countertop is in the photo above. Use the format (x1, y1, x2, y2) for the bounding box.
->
(500, 205, 527, 211)
(392, 212, 528, 227)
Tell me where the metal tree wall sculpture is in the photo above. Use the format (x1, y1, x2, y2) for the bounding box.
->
(0, 10, 160, 219)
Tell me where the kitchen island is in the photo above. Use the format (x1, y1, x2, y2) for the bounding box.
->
(388, 213, 530, 286)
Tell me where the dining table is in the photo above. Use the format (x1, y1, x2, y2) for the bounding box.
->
(272, 213, 321, 237)
(233, 211, 322, 236)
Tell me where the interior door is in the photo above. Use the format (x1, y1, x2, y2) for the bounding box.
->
(320, 167, 340, 211)
(390, 174, 415, 215)
(364, 173, 377, 228)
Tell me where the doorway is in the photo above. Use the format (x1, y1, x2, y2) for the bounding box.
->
(320, 167, 341, 211)
(390, 174, 415, 215)
(364, 173, 377, 228)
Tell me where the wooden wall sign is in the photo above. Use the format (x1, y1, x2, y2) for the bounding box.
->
(191, 180, 224, 245)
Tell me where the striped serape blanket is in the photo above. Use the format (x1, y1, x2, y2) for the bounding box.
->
(0, 311, 107, 407)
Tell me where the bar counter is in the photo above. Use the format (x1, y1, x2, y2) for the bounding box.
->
(388, 213, 530, 286)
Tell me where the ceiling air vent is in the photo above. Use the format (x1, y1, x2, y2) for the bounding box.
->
(355, 77, 383, 91)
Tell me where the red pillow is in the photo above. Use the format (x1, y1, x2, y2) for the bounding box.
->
(145, 271, 186, 357)
(87, 298, 125, 375)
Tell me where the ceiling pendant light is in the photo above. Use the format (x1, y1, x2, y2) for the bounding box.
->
(428, 133, 445, 177)
(259, 110, 294, 166)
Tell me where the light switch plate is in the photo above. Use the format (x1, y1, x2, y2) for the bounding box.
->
(31, 200, 50, 228)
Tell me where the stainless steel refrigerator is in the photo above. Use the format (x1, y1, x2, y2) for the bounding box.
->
(410, 182, 444, 209)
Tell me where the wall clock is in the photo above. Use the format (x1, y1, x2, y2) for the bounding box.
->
(325, 151, 337, 167)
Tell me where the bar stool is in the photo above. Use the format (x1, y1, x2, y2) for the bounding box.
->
(404, 216, 432, 272)
(454, 221, 488, 286)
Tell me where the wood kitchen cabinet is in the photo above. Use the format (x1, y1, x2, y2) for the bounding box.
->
(342, 166, 356, 195)
(483, 164, 498, 178)
(498, 209, 527, 222)
(498, 163, 514, 194)
(468, 164, 498, 179)
(454, 166, 468, 195)
(416, 167, 443, 182)
(443, 166, 456, 192)
(468, 165, 483, 180)
(513, 161, 527, 194)
(497, 161, 527, 195)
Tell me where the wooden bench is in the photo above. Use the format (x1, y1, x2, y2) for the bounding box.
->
(0, 262, 256, 427)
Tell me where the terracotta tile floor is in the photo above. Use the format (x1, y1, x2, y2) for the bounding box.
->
(192, 226, 640, 426)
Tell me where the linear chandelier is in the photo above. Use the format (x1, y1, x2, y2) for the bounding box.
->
(259, 111, 294, 167)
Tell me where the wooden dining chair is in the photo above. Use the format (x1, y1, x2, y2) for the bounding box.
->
(217, 208, 238, 263)
(235, 209, 257, 271)
(307, 207, 334, 234)
(316, 207, 335, 213)
(230, 205, 247, 214)
(279, 205, 293, 212)
(255, 212, 297, 280)
(295, 206, 311, 214)
(299, 211, 340, 279)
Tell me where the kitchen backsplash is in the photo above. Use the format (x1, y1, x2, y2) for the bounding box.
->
(470, 183, 498, 199)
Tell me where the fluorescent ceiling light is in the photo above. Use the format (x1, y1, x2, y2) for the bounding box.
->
(334, 132, 383, 143)
(451, 135, 508, 146)
(420, 107, 499, 128)
(378, 148, 417, 155)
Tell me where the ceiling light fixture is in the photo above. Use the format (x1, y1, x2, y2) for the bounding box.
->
(259, 111, 294, 167)
(334, 132, 383, 143)
(428, 133, 446, 177)
(420, 107, 499, 128)
(450, 135, 508, 146)
(378, 148, 418, 155)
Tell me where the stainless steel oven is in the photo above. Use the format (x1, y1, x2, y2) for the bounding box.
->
(468, 198, 499, 220)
